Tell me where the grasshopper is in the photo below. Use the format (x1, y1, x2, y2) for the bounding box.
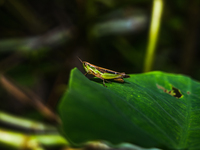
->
(78, 57, 130, 87)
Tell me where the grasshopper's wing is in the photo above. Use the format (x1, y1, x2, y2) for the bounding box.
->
(88, 63, 129, 78)
(96, 66, 120, 74)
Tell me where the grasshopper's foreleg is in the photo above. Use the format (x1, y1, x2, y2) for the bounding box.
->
(84, 72, 88, 76)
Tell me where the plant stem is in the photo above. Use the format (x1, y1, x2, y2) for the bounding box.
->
(143, 0, 163, 72)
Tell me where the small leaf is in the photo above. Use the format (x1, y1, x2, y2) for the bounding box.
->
(58, 68, 200, 149)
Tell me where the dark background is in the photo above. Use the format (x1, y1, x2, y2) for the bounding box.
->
(0, 0, 199, 118)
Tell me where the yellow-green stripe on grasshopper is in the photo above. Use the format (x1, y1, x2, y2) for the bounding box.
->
(78, 57, 130, 87)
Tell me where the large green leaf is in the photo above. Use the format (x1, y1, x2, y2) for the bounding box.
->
(58, 68, 200, 150)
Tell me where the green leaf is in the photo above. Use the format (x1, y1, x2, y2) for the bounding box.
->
(58, 68, 200, 149)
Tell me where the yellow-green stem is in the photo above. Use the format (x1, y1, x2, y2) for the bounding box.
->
(143, 0, 163, 72)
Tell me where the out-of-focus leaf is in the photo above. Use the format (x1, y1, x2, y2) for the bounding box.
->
(89, 14, 147, 37)
(0, 29, 72, 52)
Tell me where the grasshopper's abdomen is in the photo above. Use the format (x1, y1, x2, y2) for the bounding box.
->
(101, 73, 123, 79)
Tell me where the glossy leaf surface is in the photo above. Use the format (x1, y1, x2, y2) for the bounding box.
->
(59, 68, 200, 149)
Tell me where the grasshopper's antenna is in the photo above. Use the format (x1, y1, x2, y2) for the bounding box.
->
(77, 57, 83, 63)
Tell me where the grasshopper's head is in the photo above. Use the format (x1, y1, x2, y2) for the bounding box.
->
(77, 57, 89, 72)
